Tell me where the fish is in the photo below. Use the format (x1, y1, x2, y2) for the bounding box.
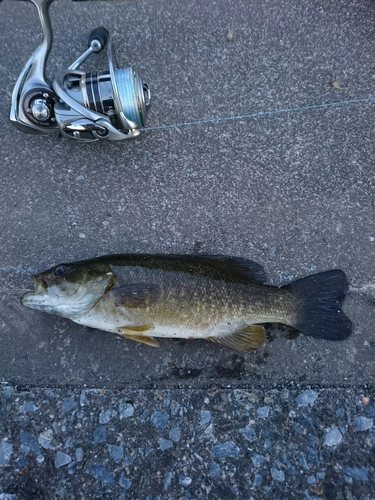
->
(20, 254, 352, 352)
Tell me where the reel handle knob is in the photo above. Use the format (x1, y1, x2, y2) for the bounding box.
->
(68, 27, 109, 70)
(88, 27, 109, 52)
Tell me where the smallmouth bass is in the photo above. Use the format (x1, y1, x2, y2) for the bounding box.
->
(20, 254, 352, 352)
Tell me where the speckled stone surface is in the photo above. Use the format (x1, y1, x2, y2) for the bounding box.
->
(1, 384, 375, 499)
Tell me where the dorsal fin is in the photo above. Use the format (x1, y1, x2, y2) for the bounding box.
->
(197, 255, 266, 284)
(83, 254, 267, 285)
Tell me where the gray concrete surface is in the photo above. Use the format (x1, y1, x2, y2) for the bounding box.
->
(0, 0, 375, 389)
(1, 0, 375, 497)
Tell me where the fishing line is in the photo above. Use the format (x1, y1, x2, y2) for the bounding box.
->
(140, 96, 375, 132)
(1, 287, 374, 296)
(2, 97, 375, 292)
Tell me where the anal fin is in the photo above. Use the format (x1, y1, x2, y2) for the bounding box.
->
(208, 325, 266, 352)
(120, 333, 160, 347)
(119, 324, 159, 347)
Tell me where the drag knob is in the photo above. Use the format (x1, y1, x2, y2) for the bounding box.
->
(30, 98, 50, 121)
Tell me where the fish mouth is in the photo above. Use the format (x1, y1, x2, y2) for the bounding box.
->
(20, 275, 49, 310)
(20, 290, 48, 310)
(32, 274, 48, 291)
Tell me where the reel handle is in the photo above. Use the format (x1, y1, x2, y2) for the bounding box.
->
(88, 27, 109, 51)
(68, 27, 109, 70)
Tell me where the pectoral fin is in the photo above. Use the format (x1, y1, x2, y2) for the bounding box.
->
(208, 325, 266, 352)
(119, 326, 159, 347)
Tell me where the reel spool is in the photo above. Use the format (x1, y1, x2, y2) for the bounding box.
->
(9, 0, 151, 142)
(53, 27, 151, 141)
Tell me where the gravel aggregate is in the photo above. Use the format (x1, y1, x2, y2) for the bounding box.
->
(1, 383, 375, 499)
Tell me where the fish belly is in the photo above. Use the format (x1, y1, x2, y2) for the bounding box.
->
(73, 303, 246, 339)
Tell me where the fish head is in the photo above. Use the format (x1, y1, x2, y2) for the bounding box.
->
(20, 261, 117, 319)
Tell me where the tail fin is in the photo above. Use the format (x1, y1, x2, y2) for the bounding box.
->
(283, 270, 352, 340)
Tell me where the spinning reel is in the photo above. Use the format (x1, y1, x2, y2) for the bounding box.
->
(10, 0, 151, 142)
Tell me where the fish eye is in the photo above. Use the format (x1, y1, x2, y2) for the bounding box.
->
(54, 265, 69, 276)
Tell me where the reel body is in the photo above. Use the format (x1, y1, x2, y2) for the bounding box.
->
(10, 0, 151, 142)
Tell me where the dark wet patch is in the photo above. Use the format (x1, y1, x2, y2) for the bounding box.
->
(254, 351, 270, 366)
(176, 339, 187, 346)
(5, 473, 45, 499)
(169, 365, 202, 379)
(193, 241, 204, 254)
(215, 354, 246, 379)
(273, 324, 301, 340)
(264, 324, 276, 342)
(265, 323, 301, 342)
(210, 484, 237, 499)
(322, 467, 343, 499)
(364, 295, 375, 308)
(285, 328, 300, 340)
